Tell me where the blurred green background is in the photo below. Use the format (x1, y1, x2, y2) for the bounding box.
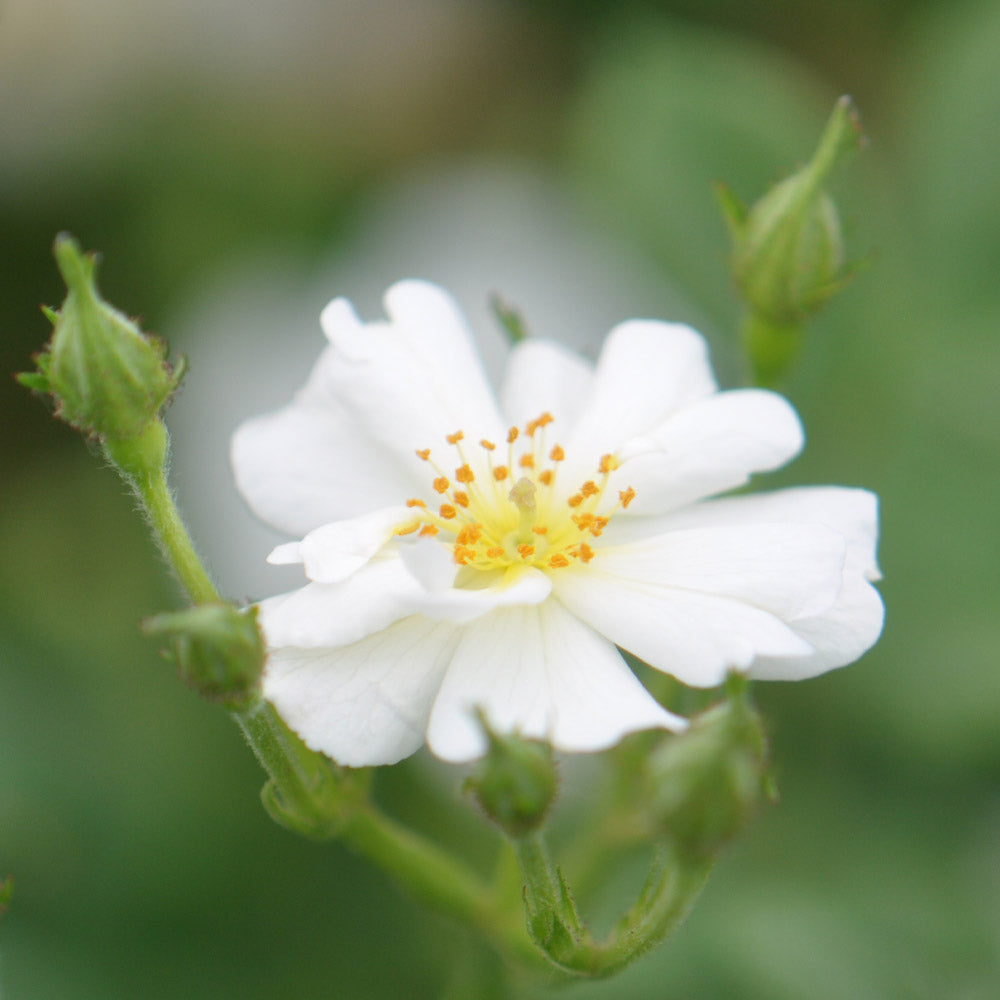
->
(2, 1, 998, 997)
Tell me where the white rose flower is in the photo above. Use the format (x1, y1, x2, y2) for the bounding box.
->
(232, 281, 883, 765)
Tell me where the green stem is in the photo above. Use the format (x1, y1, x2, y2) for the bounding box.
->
(104, 420, 219, 604)
(513, 831, 712, 977)
(341, 807, 555, 977)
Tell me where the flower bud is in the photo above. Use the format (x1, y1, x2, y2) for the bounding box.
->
(643, 682, 771, 860)
(721, 96, 863, 327)
(19, 234, 182, 440)
(144, 603, 265, 708)
(467, 713, 558, 838)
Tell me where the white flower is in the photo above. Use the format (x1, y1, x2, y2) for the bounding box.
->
(232, 281, 883, 765)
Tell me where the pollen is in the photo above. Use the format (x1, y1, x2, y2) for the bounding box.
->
(403, 418, 634, 574)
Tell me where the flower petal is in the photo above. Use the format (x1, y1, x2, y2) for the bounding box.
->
(748, 574, 884, 680)
(257, 556, 424, 648)
(409, 566, 553, 624)
(563, 321, 717, 471)
(616, 389, 804, 514)
(320, 282, 506, 470)
(263, 616, 460, 766)
(290, 505, 414, 583)
(649, 486, 881, 580)
(231, 347, 415, 537)
(593, 522, 847, 622)
(425, 600, 685, 762)
(554, 569, 813, 688)
(594, 486, 884, 681)
(499, 338, 594, 437)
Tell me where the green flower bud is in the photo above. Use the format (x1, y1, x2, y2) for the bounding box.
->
(19, 234, 182, 440)
(643, 680, 771, 860)
(467, 713, 558, 838)
(144, 603, 265, 708)
(720, 96, 863, 327)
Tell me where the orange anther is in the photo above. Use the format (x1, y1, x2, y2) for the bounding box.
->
(480, 439, 496, 451)
(507, 426, 519, 444)
(531, 525, 549, 535)
(538, 469, 553, 486)
(493, 465, 509, 481)
(549, 444, 565, 462)
(519, 454, 535, 469)
(598, 454, 620, 474)
(517, 543, 535, 559)
(619, 486, 636, 508)
(454, 546, 475, 565)
(446, 430, 464, 444)
(419, 525, 439, 537)
(433, 476, 450, 493)
(416, 448, 431, 461)
(455, 464, 475, 483)
(548, 553, 570, 568)
(406, 498, 427, 508)
(453, 490, 470, 507)
(394, 522, 419, 536)
(577, 543, 595, 563)
(487, 546, 505, 558)
(568, 493, 584, 508)
(439, 504, 457, 519)
(581, 480, 599, 497)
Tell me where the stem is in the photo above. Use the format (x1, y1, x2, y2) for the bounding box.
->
(341, 807, 555, 976)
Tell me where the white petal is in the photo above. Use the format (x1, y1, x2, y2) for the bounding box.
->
(594, 522, 847, 622)
(319, 282, 506, 471)
(563, 321, 717, 470)
(595, 485, 884, 681)
(410, 566, 553, 624)
(257, 556, 423, 648)
(267, 541, 302, 565)
(295, 506, 413, 583)
(499, 339, 594, 437)
(231, 346, 415, 537)
(554, 568, 813, 688)
(264, 616, 460, 766)
(651, 486, 881, 580)
(748, 575, 884, 680)
(426, 601, 684, 762)
(616, 389, 804, 514)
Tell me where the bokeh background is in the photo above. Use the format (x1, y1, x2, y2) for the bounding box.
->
(2, 1, 999, 997)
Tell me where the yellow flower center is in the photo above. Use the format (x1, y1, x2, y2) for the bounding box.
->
(394, 413, 636, 572)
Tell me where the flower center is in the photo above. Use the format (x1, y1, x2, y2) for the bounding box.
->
(394, 413, 635, 572)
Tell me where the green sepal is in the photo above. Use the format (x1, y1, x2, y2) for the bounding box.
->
(643, 677, 771, 861)
(466, 711, 558, 837)
(144, 602, 265, 709)
(20, 234, 183, 441)
(490, 295, 530, 344)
